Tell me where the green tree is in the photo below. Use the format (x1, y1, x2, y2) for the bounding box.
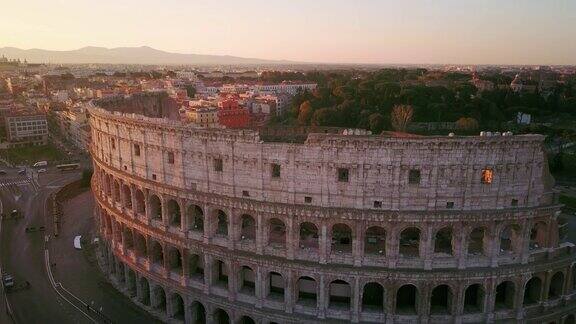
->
(297, 101, 314, 126)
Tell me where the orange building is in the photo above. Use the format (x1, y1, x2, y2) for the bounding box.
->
(217, 96, 251, 128)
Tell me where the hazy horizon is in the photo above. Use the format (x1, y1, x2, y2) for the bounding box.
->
(1, 0, 575, 65)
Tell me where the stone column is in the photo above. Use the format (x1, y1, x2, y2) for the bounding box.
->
(228, 261, 237, 302)
(385, 283, 396, 323)
(318, 274, 326, 318)
(203, 254, 212, 294)
(180, 202, 188, 235)
(286, 217, 295, 260)
(256, 213, 264, 254)
(351, 277, 360, 323)
(228, 210, 236, 250)
(130, 185, 137, 217)
(181, 249, 189, 286)
(453, 282, 465, 323)
(255, 267, 263, 308)
(387, 227, 398, 268)
(319, 223, 328, 264)
(484, 278, 496, 323)
(353, 224, 364, 267)
(456, 225, 467, 269)
(162, 244, 169, 279)
(520, 221, 531, 264)
(419, 283, 431, 323)
(516, 274, 530, 320)
(285, 270, 294, 313)
(488, 227, 499, 268)
(203, 205, 211, 244)
(542, 270, 553, 304)
(422, 225, 434, 270)
(161, 196, 169, 229)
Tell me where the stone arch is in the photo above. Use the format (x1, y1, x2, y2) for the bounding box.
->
(134, 232, 147, 258)
(166, 199, 181, 228)
(530, 221, 548, 250)
(150, 240, 164, 265)
(105, 174, 112, 196)
(169, 293, 185, 320)
(362, 282, 384, 312)
(399, 227, 420, 258)
(267, 271, 285, 300)
(549, 271, 565, 299)
(238, 316, 255, 324)
(297, 276, 317, 306)
(499, 224, 521, 254)
(189, 301, 206, 324)
(331, 223, 353, 254)
(239, 265, 256, 295)
(396, 284, 418, 314)
(167, 246, 182, 274)
(135, 189, 146, 214)
(122, 184, 132, 208)
(149, 194, 162, 221)
(494, 281, 515, 310)
(365, 226, 386, 255)
(463, 283, 484, 313)
(187, 205, 204, 232)
(268, 218, 286, 247)
(329, 279, 351, 310)
(213, 308, 230, 324)
(430, 284, 453, 315)
(212, 259, 228, 289)
(524, 276, 543, 305)
(213, 209, 228, 236)
(299, 222, 319, 250)
(126, 268, 137, 297)
(188, 252, 204, 281)
(240, 214, 256, 241)
(468, 227, 486, 255)
(123, 226, 134, 250)
(434, 227, 453, 255)
(139, 277, 150, 305)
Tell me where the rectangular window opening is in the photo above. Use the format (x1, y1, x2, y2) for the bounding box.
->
(337, 168, 349, 182)
(271, 163, 281, 178)
(408, 169, 421, 185)
(304, 196, 312, 204)
(214, 158, 223, 172)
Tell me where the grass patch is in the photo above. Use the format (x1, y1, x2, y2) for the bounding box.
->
(559, 195, 576, 209)
(0, 144, 66, 165)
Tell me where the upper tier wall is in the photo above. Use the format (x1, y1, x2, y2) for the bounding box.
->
(88, 100, 554, 213)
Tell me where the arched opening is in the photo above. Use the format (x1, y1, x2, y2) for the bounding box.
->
(240, 214, 256, 241)
(565, 314, 575, 324)
(268, 218, 286, 248)
(123, 184, 132, 208)
(299, 222, 319, 250)
(135, 232, 147, 258)
(524, 277, 542, 305)
(187, 205, 204, 232)
(239, 316, 255, 324)
(549, 272, 565, 300)
(530, 222, 547, 250)
(329, 279, 351, 310)
(399, 227, 420, 258)
(268, 272, 284, 301)
(213, 308, 230, 324)
(149, 195, 162, 221)
(113, 180, 121, 202)
(188, 253, 204, 281)
(150, 240, 164, 266)
(396, 284, 418, 314)
(139, 277, 150, 305)
(494, 281, 515, 310)
(135, 189, 146, 214)
(468, 227, 485, 255)
(167, 199, 181, 228)
(123, 227, 134, 250)
(104, 174, 112, 196)
(430, 284, 452, 315)
(365, 226, 386, 255)
(116, 261, 125, 283)
(126, 269, 137, 297)
(434, 227, 453, 255)
(297, 276, 317, 306)
(170, 293, 184, 320)
(167, 246, 182, 274)
(464, 284, 484, 313)
(212, 259, 228, 289)
(362, 282, 384, 312)
(189, 301, 206, 324)
(331, 223, 353, 254)
(500, 224, 520, 254)
(214, 210, 228, 237)
(239, 266, 256, 295)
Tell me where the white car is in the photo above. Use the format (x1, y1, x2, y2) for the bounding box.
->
(37, 168, 47, 173)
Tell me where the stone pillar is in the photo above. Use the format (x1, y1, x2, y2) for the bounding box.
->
(162, 244, 169, 279)
(516, 274, 530, 320)
(453, 282, 465, 323)
(520, 221, 531, 264)
(181, 249, 189, 286)
(228, 210, 236, 250)
(319, 223, 328, 264)
(318, 275, 326, 319)
(385, 284, 396, 323)
(256, 213, 264, 254)
(286, 217, 295, 260)
(180, 201, 188, 235)
(419, 283, 431, 323)
(387, 227, 398, 268)
(228, 261, 237, 301)
(130, 185, 137, 217)
(456, 225, 467, 269)
(285, 270, 294, 313)
(203, 205, 211, 244)
(542, 270, 553, 304)
(423, 225, 434, 270)
(484, 278, 496, 323)
(353, 224, 364, 267)
(203, 254, 212, 294)
(255, 267, 263, 308)
(161, 196, 169, 228)
(488, 228, 499, 268)
(351, 277, 360, 323)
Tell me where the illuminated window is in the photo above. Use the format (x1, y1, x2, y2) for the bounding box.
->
(481, 168, 493, 184)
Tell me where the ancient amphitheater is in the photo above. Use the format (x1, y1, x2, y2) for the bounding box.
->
(89, 93, 576, 323)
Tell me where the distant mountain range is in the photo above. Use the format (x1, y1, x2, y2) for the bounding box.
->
(0, 46, 299, 65)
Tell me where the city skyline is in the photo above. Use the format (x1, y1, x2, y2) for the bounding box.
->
(1, 0, 576, 65)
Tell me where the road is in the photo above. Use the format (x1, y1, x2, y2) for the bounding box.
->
(0, 165, 159, 324)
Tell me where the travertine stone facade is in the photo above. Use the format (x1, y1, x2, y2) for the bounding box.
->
(90, 94, 576, 324)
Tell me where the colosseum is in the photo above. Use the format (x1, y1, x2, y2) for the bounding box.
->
(89, 92, 576, 324)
